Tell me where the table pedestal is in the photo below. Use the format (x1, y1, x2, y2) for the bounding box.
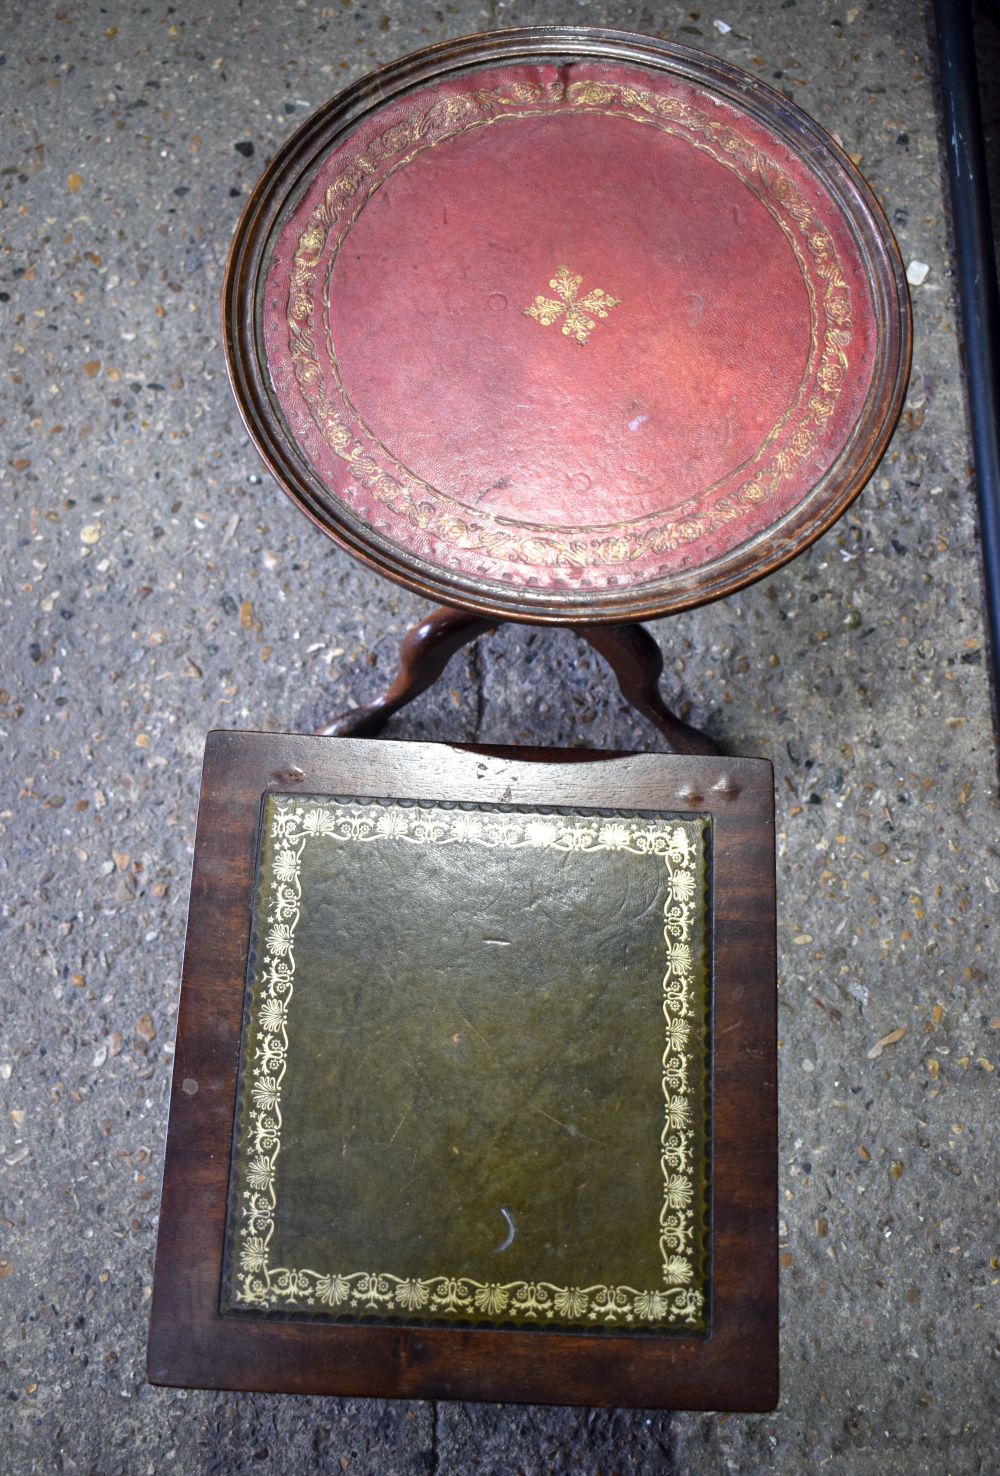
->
(317, 606, 720, 755)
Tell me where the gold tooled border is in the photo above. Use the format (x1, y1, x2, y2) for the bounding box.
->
(227, 797, 707, 1330)
(279, 70, 852, 579)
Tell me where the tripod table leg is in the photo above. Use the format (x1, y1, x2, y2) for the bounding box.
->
(575, 622, 722, 756)
(316, 606, 498, 737)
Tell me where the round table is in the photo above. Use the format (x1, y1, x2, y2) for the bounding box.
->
(224, 27, 911, 750)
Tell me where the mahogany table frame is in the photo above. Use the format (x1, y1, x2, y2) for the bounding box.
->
(148, 733, 777, 1409)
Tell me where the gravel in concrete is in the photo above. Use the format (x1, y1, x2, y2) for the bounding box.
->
(0, 2, 997, 1472)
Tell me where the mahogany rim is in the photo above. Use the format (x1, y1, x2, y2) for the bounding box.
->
(222, 25, 912, 626)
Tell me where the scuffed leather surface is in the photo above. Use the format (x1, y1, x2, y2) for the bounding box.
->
(328, 108, 809, 527)
(223, 797, 709, 1329)
(262, 58, 878, 592)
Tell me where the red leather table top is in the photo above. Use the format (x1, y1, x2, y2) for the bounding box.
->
(229, 35, 909, 621)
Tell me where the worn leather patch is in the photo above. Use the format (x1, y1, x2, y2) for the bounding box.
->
(261, 58, 877, 594)
(221, 795, 710, 1331)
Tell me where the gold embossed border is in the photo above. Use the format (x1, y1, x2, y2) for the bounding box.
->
(225, 797, 707, 1331)
(279, 70, 853, 578)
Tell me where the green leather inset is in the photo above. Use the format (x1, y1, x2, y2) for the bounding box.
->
(222, 796, 709, 1331)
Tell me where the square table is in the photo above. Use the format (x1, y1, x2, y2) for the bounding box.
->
(148, 732, 777, 1409)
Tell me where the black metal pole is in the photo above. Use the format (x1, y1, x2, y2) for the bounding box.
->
(933, 0, 1000, 716)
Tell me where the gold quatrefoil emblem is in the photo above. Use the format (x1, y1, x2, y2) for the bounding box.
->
(524, 265, 621, 345)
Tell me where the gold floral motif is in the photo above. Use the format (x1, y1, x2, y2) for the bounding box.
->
(229, 798, 707, 1330)
(280, 69, 855, 577)
(525, 265, 621, 345)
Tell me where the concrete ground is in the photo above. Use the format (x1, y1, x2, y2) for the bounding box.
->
(1, 0, 997, 1471)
